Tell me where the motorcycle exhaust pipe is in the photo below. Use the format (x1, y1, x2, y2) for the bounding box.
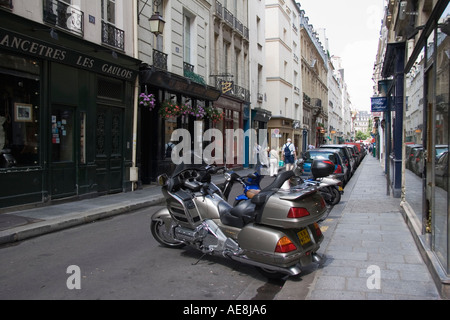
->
(312, 252, 324, 265)
(229, 255, 302, 276)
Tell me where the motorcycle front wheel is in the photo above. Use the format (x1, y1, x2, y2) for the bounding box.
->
(150, 220, 185, 248)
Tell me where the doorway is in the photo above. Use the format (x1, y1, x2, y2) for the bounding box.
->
(95, 105, 124, 194)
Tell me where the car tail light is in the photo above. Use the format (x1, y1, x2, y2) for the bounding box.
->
(275, 236, 297, 253)
(288, 207, 310, 218)
(334, 165, 342, 174)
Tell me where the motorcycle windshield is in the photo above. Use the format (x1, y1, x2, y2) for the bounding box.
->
(170, 151, 208, 177)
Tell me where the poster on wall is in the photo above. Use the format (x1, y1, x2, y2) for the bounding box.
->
(14, 103, 33, 122)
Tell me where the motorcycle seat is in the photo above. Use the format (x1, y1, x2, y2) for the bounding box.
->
(218, 200, 257, 228)
(251, 170, 295, 205)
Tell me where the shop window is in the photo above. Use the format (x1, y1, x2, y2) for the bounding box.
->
(404, 47, 425, 217)
(0, 54, 40, 168)
(51, 107, 74, 162)
(433, 13, 449, 273)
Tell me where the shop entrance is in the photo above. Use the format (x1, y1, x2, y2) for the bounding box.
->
(95, 105, 124, 194)
(50, 105, 76, 199)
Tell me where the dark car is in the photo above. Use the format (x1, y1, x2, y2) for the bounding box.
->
(345, 144, 360, 167)
(300, 148, 348, 185)
(319, 144, 354, 181)
(406, 144, 422, 171)
(436, 145, 448, 161)
(435, 151, 448, 191)
(345, 142, 365, 161)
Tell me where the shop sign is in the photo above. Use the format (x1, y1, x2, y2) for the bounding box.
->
(0, 28, 137, 81)
(371, 97, 388, 112)
(220, 80, 234, 94)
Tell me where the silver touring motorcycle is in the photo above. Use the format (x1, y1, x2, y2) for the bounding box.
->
(150, 159, 332, 279)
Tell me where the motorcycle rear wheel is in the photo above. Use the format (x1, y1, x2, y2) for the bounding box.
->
(330, 187, 341, 205)
(257, 267, 288, 280)
(150, 220, 185, 248)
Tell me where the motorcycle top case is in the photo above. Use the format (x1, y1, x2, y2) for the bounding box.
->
(311, 160, 335, 178)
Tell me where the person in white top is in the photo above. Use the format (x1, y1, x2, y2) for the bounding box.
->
(267, 147, 279, 176)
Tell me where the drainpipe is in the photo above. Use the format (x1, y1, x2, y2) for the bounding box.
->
(131, 0, 140, 191)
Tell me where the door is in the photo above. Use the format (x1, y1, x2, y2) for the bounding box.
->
(95, 105, 124, 194)
(50, 106, 76, 199)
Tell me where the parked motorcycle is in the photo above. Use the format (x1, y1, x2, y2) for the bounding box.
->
(294, 159, 343, 206)
(150, 160, 333, 279)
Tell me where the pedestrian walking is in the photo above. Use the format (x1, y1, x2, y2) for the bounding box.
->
(268, 147, 279, 176)
(282, 138, 296, 171)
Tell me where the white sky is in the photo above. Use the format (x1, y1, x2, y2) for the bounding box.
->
(298, 0, 386, 112)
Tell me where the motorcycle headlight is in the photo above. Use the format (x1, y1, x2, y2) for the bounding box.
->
(157, 174, 169, 187)
(224, 172, 232, 181)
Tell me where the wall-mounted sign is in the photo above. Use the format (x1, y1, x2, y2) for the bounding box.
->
(371, 97, 388, 112)
(0, 28, 137, 81)
(220, 80, 234, 94)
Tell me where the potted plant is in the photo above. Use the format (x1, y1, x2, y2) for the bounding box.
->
(138, 93, 156, 111)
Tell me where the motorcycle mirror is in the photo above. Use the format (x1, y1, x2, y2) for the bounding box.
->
(157, 174, 169, 187)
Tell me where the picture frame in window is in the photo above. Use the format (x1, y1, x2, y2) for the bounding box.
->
(14, 103, 33, 122)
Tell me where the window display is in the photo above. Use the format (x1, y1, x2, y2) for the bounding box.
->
(0, 53, 40, 168)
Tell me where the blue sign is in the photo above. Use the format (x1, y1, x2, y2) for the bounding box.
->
(371, 97, 388, 112)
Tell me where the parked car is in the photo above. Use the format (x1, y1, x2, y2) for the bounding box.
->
(435, 151, 448, 191)
(345, 142, 365, 161)
(412, 148, 425, 176)
(319, 144, 354, 181)
(436, 145, 448, 161)
(406, 144, 422, 171)
(345, 144, 360, 167)
(300, 148, 348, 185)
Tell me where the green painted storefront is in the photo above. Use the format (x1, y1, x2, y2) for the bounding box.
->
(0, 11, 140, 210)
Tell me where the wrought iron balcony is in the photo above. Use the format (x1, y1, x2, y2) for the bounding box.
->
(183, 62, 206, 85)
(101, 21, 124, 51)
(153, 49, 168, 70)
(215, 78, 250, 102)
(43, 0, 84, 36)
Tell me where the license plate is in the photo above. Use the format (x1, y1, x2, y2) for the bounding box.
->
(338, 186, 344, 192)
(297, 229, 311, 245)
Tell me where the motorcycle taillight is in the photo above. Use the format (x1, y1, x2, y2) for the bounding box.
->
(287, 207, 310, 218)
(275, 236, 297, 253)
(314, 222, 322, 237)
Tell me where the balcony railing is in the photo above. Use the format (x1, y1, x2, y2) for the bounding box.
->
(153, 49, 168, 70)
(215, 2, 249, 40)
(43, 0, 84, 36)
(215, 78, 250, 102)
(101, 21, 124, 51)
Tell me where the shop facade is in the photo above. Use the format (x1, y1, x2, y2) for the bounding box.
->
(138, 67, 222, 184)
(380, 0, 449, 296)
(0, 11, 139, 209)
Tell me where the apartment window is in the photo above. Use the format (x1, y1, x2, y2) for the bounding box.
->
(224, 42, 230, 74)
(184, 15, 192, 64)
(101, 0, 115, 25)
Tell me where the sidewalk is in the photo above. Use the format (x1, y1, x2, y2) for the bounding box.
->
(277, 155, 441, 300)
